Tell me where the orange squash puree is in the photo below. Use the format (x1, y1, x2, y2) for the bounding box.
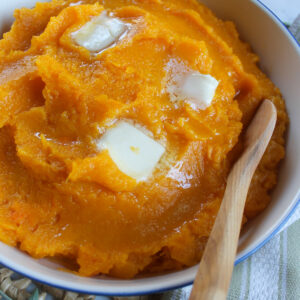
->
(0, 0, 287, 278)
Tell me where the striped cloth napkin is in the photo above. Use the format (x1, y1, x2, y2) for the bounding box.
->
(150, 12, 300, 300)
(158, 206, 300, 300)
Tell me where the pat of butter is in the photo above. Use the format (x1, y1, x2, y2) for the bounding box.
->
(71, 12, 127, 52)
(97, 121, 165, 181)
(169, 72, 219, 109)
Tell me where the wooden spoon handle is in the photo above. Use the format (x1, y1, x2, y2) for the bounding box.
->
(189, 100, 277, 300)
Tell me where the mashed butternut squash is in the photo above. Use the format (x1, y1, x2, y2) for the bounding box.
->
(0, 0, 287, 278)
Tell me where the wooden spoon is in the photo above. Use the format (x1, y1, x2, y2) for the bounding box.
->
(189, 100, 277, 300)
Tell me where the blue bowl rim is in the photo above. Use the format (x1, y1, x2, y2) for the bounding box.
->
(0, 0, 299, 297)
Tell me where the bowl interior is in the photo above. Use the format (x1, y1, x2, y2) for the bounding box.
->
(199, 0, 300, 261)
(0, 0, 299, 296)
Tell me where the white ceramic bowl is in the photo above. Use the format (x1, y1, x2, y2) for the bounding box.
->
(0, 0, 299, 296)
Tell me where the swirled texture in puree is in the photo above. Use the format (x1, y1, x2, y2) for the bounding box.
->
(0, 0, 287, 278)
